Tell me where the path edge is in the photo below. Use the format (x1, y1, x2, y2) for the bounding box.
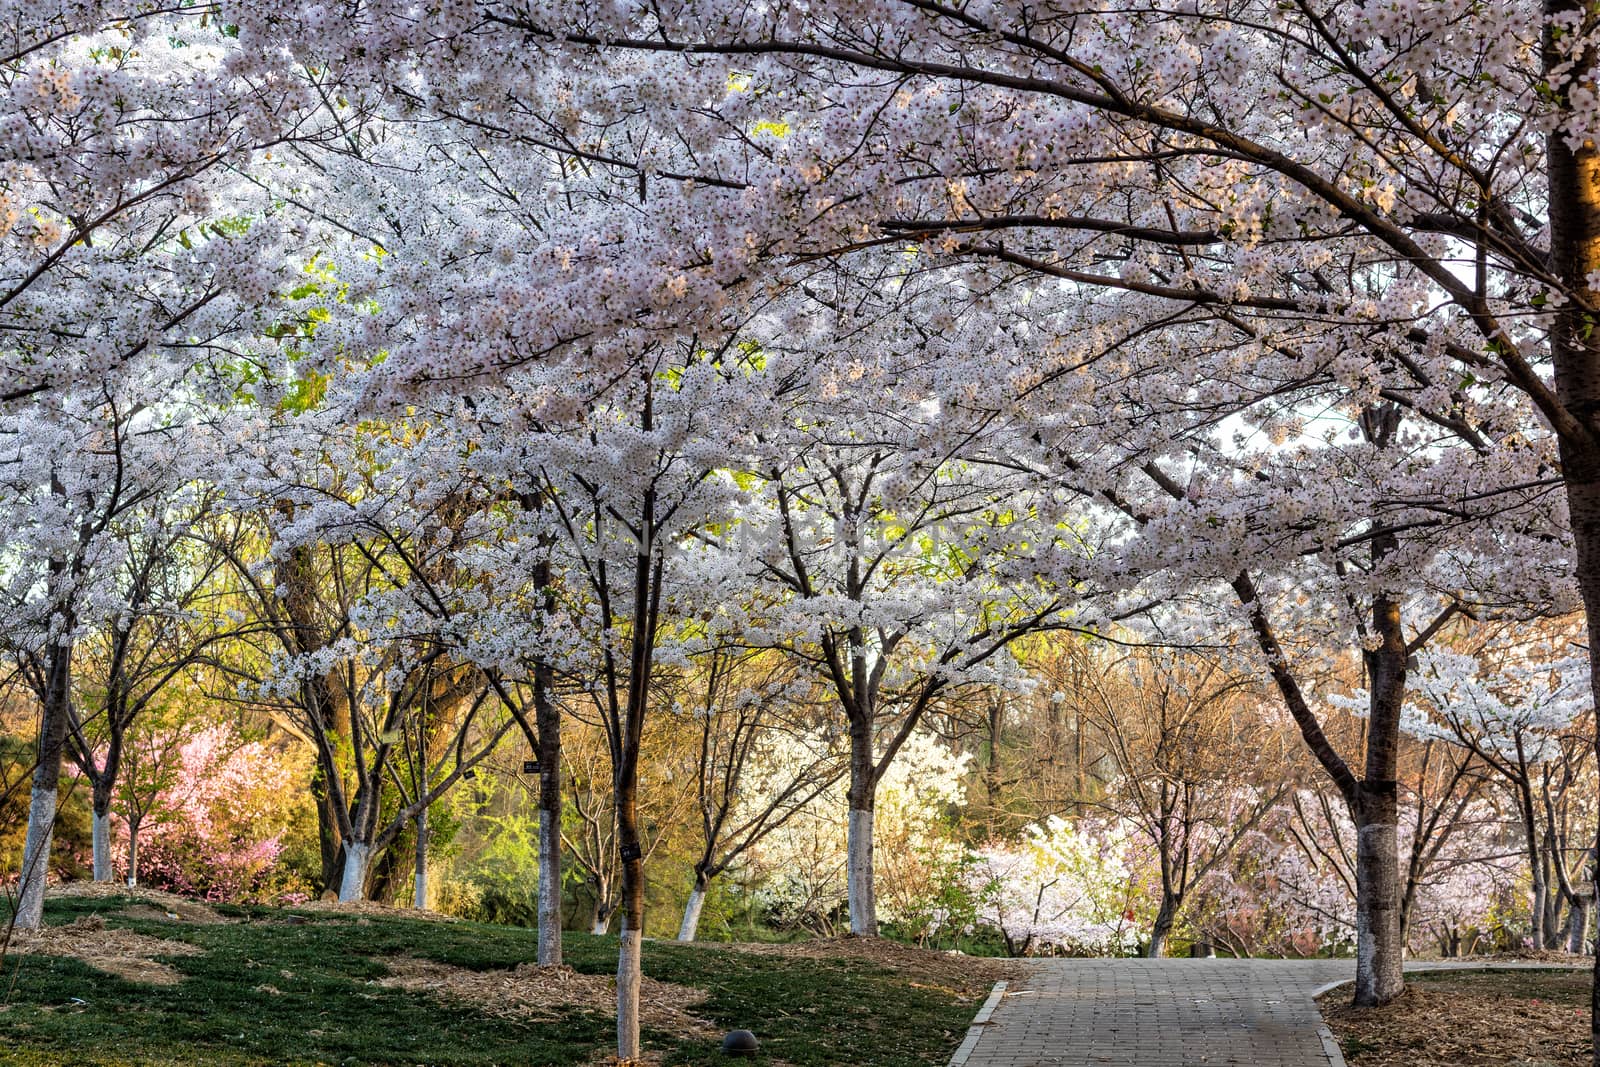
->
(947, 979, 1008, 1067)
(1309, 980, 1351, 1067)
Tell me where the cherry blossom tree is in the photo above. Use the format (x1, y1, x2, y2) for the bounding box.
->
(666, 644, 844, 942)
(734, 368, 1081, 936)
(1410, 634, 1597, 949)
(0, 385, 228, 926)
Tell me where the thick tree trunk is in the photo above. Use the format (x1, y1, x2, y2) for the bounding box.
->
(678, 870, 710, 942)
(338, 840, 371, 903)
(16, 784, 58, 929)
(1567, 894, 1593, 955)
(1543, 1, 1600, 1057)
(1353, 569, 1407, 1007)
(1352, 787, 1405, 1005)
(1147, 895, 1177, 959)
(412, 811, 428, 910)
(16, 642, 73, 930)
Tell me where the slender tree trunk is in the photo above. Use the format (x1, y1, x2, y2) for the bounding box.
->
(16, 641, 73, 930)
(412, 810, 428, 910)
(126, 812, 141, 886)
(1520, 785, 1549, 948)
(590, 900, 613, 935)
(678, 868, 710, 942)
(535, 651, 563, 966)
(338, 840, 371, 903)
(616, 773, 644, 1061)
(846, 717, 878, 936)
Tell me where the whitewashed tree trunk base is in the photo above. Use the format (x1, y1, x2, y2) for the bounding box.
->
(338, 841, 371, 903)
(617, 925, 642, 1062)
(92, 810, 112, 883)
(16, 785, 57, 929)
(1353, 818, 1404, 1005)
(537, 809, 562, 966)
(678, 884, 707, 942)
(847, 808, 877, 936)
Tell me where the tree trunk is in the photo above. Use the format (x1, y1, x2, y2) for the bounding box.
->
(678, 870, 710, 942)
(1567, 894, 1593, 955)
(126, 813, 141, 886)
(338, 840, 371, 903)
(590, 902, 613, 935)
(91, 799, 112, 884)
(16, 641, 73, 930)
(1352, 572, 1407, 1007)
(846, 720, 878, 936)
(412, 811, 428, 910)
(1353, 786, 1405, 1006)
(1543, 0, 1600, 1057)
(535, 651, 562, 966)
(616, 774, 645, 1061)
(1147, 895, 1177, 959)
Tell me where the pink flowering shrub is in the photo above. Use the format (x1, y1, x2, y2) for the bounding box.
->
(123, 723, 311, 902)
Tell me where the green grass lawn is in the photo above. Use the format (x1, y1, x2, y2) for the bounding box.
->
(0, 895, 987, 1066)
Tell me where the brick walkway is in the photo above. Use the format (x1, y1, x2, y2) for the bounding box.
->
(954, 958, 1353, 1067)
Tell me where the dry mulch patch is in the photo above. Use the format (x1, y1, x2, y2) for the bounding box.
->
(292, 898, 461, 922)
(684, 937, 1018, 1001)
(1320, 968, 1592, 1066)
(49, 881, 228, 924)
(3, 914, 203, 986)
(375, 955, 717, 1042)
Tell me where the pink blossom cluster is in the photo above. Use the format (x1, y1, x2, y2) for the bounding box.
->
(125, 724, 304, 903)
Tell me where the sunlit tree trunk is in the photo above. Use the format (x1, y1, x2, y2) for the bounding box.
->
(338, 841, 371, 903)
(678, 867, 710, 943)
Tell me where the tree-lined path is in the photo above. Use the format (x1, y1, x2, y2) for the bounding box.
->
(957, 959, 1352, 1067)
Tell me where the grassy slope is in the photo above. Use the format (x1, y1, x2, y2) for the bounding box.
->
(0, 896, 980, 1067)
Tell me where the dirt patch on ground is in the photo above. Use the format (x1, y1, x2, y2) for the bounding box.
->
(376, 956, 716, 1047)
(49, 882, 227, 924)
(1320, 968, 1592, 1066)
(291, 899, 459, 922)
(5, 915, 203, 986)
(685, 937, 1018, 1001)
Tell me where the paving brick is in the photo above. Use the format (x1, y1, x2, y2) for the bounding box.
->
(957, 959, 1352, 1067)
